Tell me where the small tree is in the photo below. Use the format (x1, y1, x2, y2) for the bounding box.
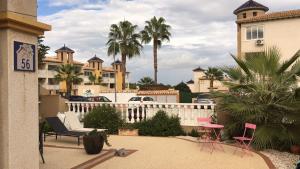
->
(83, 105, 124, 134)
(205, 67, 223, 91)
(38, 36, 50, 68)
(137, 77, 155, 86)
(88, 74, 96, 85)
(174, 82, 192, 103)
(54, 64, 83, 98)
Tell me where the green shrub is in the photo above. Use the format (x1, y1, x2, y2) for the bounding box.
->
(42, 121, 53, 133)
(174, 82, 192, 103)
(188, 129, 199, 137)
(135, 110, 184, 136)
(83, 105, 124, 134)
(295, 88, 300, 100)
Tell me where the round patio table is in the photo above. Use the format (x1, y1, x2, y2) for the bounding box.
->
(199, 123, 224, 153)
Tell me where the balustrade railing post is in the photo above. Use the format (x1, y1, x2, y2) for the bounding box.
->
(65, 101, 215, 127)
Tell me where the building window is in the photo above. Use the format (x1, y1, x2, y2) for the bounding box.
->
(84, 71, 92, 76)
(92, 62, 95, 68)
(253, 12, 257, 17)
(48, 78, 59, 85)
(243, 13, 246, 18)
(110, 73, 115, 78)
(48, 65, 59, 71)
(109, 84, 115, 89)
(246, 26, 264, 40)
(103, 73, 109, 78)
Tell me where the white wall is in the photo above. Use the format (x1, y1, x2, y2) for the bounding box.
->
(99, 92, 137, 102)
(147, 95, 178, 103)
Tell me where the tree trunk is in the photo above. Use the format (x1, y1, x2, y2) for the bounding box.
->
(121, 54, 127, 90)
(153, 39, 158, 84)
(210, 78, 214, 92)
(66, 82, 72, 98)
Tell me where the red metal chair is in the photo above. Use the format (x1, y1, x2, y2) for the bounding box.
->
(233, 123, 256, 157)
(197, 117, 212, 150)
(197, 117, 211, 137)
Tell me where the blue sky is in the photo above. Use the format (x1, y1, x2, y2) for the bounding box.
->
(37, 0, 300, 85)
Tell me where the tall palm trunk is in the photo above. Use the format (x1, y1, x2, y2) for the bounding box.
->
(66, 82, 72, 98)
(209, 78, 214, 92)
(153, 38, 158, 84)
(121, 53, 127, 90)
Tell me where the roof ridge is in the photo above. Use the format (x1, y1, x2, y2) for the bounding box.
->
(237, 9, 300, 23)
(234, 0, 269, 15)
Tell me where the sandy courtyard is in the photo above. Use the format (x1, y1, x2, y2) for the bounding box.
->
(41, 135, 269, 169)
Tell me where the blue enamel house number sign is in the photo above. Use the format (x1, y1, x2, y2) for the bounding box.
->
(14, 41, 36, 72)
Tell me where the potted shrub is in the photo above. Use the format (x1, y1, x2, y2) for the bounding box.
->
(118, 123, 139, 136)
(83, 129, 111, 154)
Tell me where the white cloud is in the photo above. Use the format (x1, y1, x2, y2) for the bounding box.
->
(39, 0, 299, 84)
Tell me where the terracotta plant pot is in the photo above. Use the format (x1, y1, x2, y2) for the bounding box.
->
(83, 135, 104, 154)
(290, 145, 300, 155)
(118, 129, 139, 136)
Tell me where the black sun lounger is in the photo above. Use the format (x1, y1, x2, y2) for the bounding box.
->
(45, 117, 85, 145)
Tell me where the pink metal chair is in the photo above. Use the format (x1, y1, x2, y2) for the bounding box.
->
(233, 123, 256, 157)
(197, 117, 212, 150)
(197, 117, 211, 139)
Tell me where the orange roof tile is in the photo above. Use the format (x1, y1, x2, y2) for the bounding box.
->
(43, 57, 84, 65)
(73, 60, 84, 65)
(237, 9, 300, 24)
(43, 57, 62, 63)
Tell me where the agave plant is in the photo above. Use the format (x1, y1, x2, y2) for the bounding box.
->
(217, 47, 300, 150)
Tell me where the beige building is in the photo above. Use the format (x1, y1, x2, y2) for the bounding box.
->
(38, 45, 129, 95)
(234, 0, 300, 60)
(187, 67, 229, 93)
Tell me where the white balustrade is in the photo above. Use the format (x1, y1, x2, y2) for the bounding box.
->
(65, 101, 215, 126)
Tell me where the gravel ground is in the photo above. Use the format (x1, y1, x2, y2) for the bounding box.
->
(261, 149, 299, 169)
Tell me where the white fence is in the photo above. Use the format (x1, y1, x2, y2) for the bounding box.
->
(66, 102, 215, 126)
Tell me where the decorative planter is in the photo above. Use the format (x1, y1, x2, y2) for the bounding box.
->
(83, 135, 104, 154)
(118, 129, 139, 136)
(290, 145, 300, 155)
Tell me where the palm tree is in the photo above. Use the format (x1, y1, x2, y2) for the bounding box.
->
(205, 67, 224, 91)
(141, 16, 171, 84)
(218, 47, 300, 150)
(54, 64, 83, 98)
(88, 74, 96, 85)
(106, 20, 142, 90)
(137, 77, 155, 86)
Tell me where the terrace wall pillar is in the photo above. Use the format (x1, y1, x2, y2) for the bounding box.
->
(0, 0, 51, 168)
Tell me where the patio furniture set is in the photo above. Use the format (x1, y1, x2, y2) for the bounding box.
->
(39, 111, 107, 163)
(197, 117, 256, 156)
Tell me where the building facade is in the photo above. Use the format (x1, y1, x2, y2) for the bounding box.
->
(38, 45, 129, 95)
(234, 0, 300, 60)
(186, 67, 229, 93)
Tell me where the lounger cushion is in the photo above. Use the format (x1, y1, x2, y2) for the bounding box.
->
(71, 128, 107, 132)
(64, 111, 83, 130)
(57, 112, 72, 130)
(64, 111, 107, 133)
